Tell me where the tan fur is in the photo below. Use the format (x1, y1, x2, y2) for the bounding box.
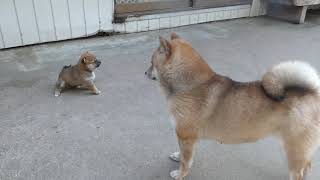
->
(146, 33, 320, 180)
(54, 52, 101, 96)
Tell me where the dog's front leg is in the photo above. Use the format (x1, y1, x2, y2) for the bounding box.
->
(85, 82, 101, 95)
(170, 138, 196, 180)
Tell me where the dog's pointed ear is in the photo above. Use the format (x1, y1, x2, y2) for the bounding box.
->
(171, 32, 180, 40)
(159, 36, 171, 56)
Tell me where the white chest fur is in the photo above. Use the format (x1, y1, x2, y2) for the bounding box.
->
(85, 72, 95, 81)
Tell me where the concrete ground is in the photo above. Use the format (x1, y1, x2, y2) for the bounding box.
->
(1, 13, 320, 180)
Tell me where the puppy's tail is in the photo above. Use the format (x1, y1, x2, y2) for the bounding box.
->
(62, 64, 71, 71)
(262, 61, 320, 100)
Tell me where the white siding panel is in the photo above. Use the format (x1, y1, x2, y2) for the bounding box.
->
(84, 0, 99, 35)
(68, 0, 86, 38)
(33, 0, 56, 42)
(0, 0, 22, 48)
(15, 0, 40, 45)
(99, 0, 113, 31)
(0, 26, 4, 48)
(0, 0, 114, 49)
(51, 0, 71, 40)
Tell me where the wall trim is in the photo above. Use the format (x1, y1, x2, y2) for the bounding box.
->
(113, 4, 252, 33)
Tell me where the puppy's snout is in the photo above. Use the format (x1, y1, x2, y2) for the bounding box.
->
(152, 77, 157, 80)
(96, 60, 101, 67)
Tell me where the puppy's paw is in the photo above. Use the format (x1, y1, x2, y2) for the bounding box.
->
(169, 152, 180, 162)
(54, 91, 61, 97)
(93, 90, 101, 95)
(170, 170, 181, 180)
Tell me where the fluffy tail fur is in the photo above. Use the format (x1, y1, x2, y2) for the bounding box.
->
(262, 61, 320, 99)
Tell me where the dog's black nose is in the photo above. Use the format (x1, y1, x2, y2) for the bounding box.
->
(145, 72, 147, 75)
(152, 77, 156, 80)
(96, 61, 101, 67)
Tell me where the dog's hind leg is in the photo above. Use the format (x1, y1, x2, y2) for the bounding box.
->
(170, 138, 196, 180)
(54, 79, 66, 97)
(284, 136, 318, 180)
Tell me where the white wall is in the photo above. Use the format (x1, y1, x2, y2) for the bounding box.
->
(0, 0, 113, 49)
(0, 1, 262, 49)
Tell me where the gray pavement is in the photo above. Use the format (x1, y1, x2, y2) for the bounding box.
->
(1, 14, 320, 180)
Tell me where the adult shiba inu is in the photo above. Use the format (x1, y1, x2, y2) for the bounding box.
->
(145, 32, 320, 180)
(54, 52, 101, 96)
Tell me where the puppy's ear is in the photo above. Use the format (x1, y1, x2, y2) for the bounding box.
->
(82, 57, 87, 64)
(159, 36, 171, 56)
(171, 32, 180, 40)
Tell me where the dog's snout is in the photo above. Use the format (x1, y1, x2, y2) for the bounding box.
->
(145, 65, 157, 81)
(96, 60, 101, 67)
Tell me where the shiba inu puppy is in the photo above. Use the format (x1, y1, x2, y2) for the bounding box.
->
(54, 52, 101, 96)
(145, 32, 320, 180)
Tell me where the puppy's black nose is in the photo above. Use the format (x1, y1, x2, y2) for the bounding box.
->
(96, 61, 101, 67)
(145, 72, 147, 75)
(152, 77, 156, 80)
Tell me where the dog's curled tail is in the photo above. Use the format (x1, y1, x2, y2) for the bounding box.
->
(262, 61, 320, 99)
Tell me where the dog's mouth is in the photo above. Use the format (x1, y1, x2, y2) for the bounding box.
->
(145, 65, 158, 81)
(145, 71, 157, 81)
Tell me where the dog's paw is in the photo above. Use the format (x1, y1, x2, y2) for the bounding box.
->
(94, 90, 101, 95)
(170, 170, 181, 180)
(169, 152, 180, 162)
(54, 91, 61, 97)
